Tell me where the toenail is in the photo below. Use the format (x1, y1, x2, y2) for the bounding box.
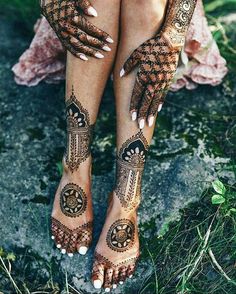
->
(112, 284, 117, 289)
(119, 281, 124, 285)
(56, 244, 61, 248)
(78, 246, 88, 255)
(105, 288, 111, 292)
(68, 253, 73, 257)
(61, 249, 66, 254)
(129, 275, 133, 278)
(51, 235, 55, 240)
(93, 280, 102, 289)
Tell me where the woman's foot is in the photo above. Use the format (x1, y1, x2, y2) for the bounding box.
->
(51, 88, 94, 256)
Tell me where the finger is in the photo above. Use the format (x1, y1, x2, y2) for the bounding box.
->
(120, 48, 141, 77)
(73, 15, 114, 44)
(70, 36, 104, 58)
(77, 32, 111, 52)
(137, 85, 155, 127)
(129, 78, 145, 122)
(76, 0, 98, 17)
(148, 89, 167, 118)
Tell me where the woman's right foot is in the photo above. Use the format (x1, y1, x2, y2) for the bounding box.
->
(51, 88, 94, 256)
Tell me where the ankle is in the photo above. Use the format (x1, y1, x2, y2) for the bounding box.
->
(109, 191, 140, 215)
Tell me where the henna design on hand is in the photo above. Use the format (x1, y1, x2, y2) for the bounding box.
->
(114, 131, 149, 211)
(60, 183, 87, 217)
(40, 0, 112, 59)
(65, 88, 93, 172)
(106, 219, 135, 252)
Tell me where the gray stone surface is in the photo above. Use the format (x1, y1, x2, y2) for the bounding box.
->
(0, 14, 235, 294)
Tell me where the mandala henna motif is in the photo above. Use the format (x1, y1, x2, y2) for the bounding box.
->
(114, 131, 149, 211)
(65, 88, 93, 172)
(106, 219, 135, 252)
(60, 183, 87, 217)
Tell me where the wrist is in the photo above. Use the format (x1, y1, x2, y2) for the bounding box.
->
(162, 28, 185, 49)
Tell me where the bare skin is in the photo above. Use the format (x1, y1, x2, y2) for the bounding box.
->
(91, 0, 168, 291)
(51, 0, 121, 256)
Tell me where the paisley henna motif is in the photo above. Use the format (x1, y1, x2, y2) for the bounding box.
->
(114, 131, 149, 211)
(65, 88, 93, 172)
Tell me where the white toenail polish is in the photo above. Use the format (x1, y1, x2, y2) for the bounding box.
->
(56, 244, 61, 249)
(78, 246, 88, 255)
(105, 288, 111, 292)
(61, 249, 66, 254)
(94, 280, 102, 289)
(139, 119, 145, 129)
(51, 235, 55, 240)
(158, 104, 163, 112)
(129, 275, 133, 278)
(148, 116, 154, 127)
(119, 281, 124, 285)
(68, 253, 73, 257)
(113, 284, 117, 289)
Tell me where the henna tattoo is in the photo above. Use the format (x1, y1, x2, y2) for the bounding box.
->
(60, 183, 87, 217)
(106, 219, 135, 252)
(65, 88, 93, 172)
(114, 131, 149, 211)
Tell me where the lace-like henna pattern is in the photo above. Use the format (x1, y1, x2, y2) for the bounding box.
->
(40, 0, 110, 57)
(92, 251, 139, 283)
(114, 131, 149, 211)
(65, 89, 93, 172)
(162, 0, 197, 48)
(60, 183, 87, 217)
(51, 217, 93, 252)
(106, 219, 135, 252)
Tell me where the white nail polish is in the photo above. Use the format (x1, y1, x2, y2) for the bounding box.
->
(79, 54, 88, 61)
(148, 116, 154, 127)
(78, 246, 88, 255)
(129, 275, 133, 278)
(61, 249, 66, 254)
(51, 235, 55, 240)
(112, 284, 117, 289)
(56, 244, 61, 249)
(87, 6, 98, 17)
(131, 112, 137, 121)
(120, 68, 125, 77)
(93, 280, 102, 289)
(102, 45, 111, 52)
(73, 15, 79, 23)
(139, 119, 145, 129)
(68, 253, 73, 257)
(105, 288, 111, 292)
(119, 281, 124, 285)
(106, 37, 114, 44)
(158, 104, 163, 112)
(95, 52, 104, 59)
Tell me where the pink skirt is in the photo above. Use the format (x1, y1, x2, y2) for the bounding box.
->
(12, 0, 228, 90)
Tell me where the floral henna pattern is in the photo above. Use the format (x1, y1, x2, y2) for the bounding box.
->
(65, 88, 93, 172)
(51, 217, 93, 253)
(60, 183, 87, 217)
(106, 219, 135, 252)
(114, 131, 149, 211)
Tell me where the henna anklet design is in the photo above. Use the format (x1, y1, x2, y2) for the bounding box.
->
(114, 131, 149, 211)
(106, 219, 135, 252)
(60, 183, 87, 218)
(65, 88, 93, 172)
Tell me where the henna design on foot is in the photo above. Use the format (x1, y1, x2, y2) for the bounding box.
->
(60, 183, 87, 217)
(106, 219, 135, 252)
(114, 131, 149, 211)
(65, 88, 93, 172)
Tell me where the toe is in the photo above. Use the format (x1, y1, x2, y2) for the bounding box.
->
(77, 245, 88, 255)
(51, 218, 65, 249)
(60, 231, 71, 253)
(127, 264, 135, 278)
(67, 232, 78, 254)
(92, 263, 104, 289)
(103, 268, 113, 290)
(119, 266, 127, 284)
(113, 268, 119, 286)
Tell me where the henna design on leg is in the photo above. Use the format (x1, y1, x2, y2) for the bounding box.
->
(114, 131, 149, 211)
(65, 88, 93, 172)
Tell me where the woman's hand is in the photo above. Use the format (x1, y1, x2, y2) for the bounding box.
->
(120, 35, 180, 128)
(40, 0, 113, 60)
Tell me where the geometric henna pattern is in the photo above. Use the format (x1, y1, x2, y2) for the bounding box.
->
(114, 131, 149, 211)
(106, 219, 135, 252)
(60, 183, 87, 218)
(65, 87, 93, 172)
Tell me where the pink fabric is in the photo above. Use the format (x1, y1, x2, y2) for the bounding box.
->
(12, 0, 227, 89)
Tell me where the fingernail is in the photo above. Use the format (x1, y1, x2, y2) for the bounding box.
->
(87, 6, 98, 17)
(61, 249, 66, 254)
(105, 288, 111, 292)
(129, 275, 133, 278)
(158, 104, 163, 112)
(56, 244, 61, 249)
(78, 246, 88, 255)
(93, 280, 102, 289)
(102, 45, 111, 52)
(106, 37, 114, 44)
(73, 16, 79, 23)
(148, 116, 154, 127)
(51, 235, 55, 240)
(119, 281, 124, 285)
(120, 68, 125, 77)
(68, 253, 73, 257)
(139, 119, 145, 129)
(95, 52, 104, 59)
(112, 284, 117, 289)
(79, 54, 88, 61)
(131, 112, 137, 121)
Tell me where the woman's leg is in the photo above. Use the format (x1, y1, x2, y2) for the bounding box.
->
(51, 0, 121, 256)
(91, 0, 168, 290)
